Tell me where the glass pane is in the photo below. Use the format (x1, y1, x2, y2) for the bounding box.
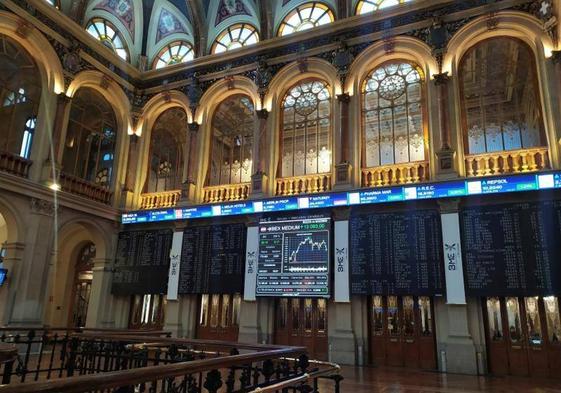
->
(292, 299, 300, 330)
(232, 294, 241, 326)
(525, 297, 542, 345)
(317, 299, 326, 332)
(387, 295, 400, 336)
(486, 297, 503, 341)
(279, 298, 288, 328)
(221, 294, 231, 328)
(210, 294, 220, 328)
(506, 297, 523, 343)
(141, 295, 152, 325)
(200, 294, 209, 326)
(544, 296, 561, 344)
(304, 299, 313, 331)
(402, 296, 415, 337)
(418, 297, 432, 336)
(372, 296, 384, 335)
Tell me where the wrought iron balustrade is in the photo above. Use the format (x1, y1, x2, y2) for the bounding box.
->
(0, 328, 342, 393)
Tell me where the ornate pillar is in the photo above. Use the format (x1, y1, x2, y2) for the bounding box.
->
(85, 258, 114, 328)
(7, 199, 55, 326)
(181, 122, 199, 203)
(334, 93, 352, 188)
(251, 109, 269, 197)
(120, 134, 139, 209)
(434, 73, 457, 178)
(41, 93, 72, 183)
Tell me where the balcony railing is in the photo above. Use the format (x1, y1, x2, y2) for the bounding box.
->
(203, 183, 251, 203)
(140, 190, 182, 209)
(465, 147, 549, 177)
(361, 161, 430, 188)
(0, 327, 342, 393)
(276, 173, 332, 196)
(59, 172, 113, 205)
(0, 150, 32, 179)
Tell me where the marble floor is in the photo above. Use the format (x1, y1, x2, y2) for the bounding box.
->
(317, 366, 561, 393)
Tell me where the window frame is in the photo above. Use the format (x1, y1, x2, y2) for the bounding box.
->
(360, 60, 429, 168)
(210, 23, 259, 54)
(278, 2, 335, 37)
(152, 41, 195, 70)
(355, 0, 411, 15)
(86, 18, 129, 61)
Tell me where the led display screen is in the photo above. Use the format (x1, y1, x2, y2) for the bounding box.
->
(256, 217, 330, 297)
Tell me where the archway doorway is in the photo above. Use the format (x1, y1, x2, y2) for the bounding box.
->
(69, 242, 95, 327)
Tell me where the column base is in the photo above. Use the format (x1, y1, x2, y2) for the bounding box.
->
(250, 172, 267, 199)
(435, 148, 458, 180)
(333, 162, 353, 190)
(329, 330, 356, 365)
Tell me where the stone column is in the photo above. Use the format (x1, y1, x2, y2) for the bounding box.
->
(120, 134, 139, 209)
(0, 242, 25, 326)
(434, 73, 457, 178)
(329, 208, 356, 364)
(180, 123, 199, 203)
(251, 109, 269, 197)
(334, 93, 352, 189)
(434, 199, 480, 375)
(85, 257, 115, 328)
(7, 199, 55, 326)
(552, 51, 561, 166)
(42, 94, 72, 183)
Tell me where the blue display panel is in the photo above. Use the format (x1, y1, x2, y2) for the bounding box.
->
(0, 269, 6, 287)
(122, 171, 561, 224)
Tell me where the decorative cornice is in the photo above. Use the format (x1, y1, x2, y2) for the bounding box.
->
(30, 198, 55, 216)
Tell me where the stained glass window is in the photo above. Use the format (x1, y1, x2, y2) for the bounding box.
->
(0, 34, 41, 158)
(86, 18, 129, 61)
(146, 108, 186, 192)
(209, 95, 254, 185)
(281, 79, 331, 177)
(459, 37, 545, 155)
(62, 88, 117, 187)
(211, 24, 259, 54)
(356, 0, 411, 14)
(362, 62, 426, 167)
(153, 41, 194, 69)
(278, 2, 334, 36)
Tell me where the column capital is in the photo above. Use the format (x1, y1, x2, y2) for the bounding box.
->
(433, 72, 450, 86)
(438, 198, 461, 213)
(256, 108, 269, 120)
(57, 92, 72, 105)
(336, 92, 351, 103)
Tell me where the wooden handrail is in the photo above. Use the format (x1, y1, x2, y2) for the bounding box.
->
(0, 347, 306, 393)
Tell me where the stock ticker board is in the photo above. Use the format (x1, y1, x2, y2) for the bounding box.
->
(256, 217, 331, 297)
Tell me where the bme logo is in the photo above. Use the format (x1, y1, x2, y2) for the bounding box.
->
(336, 247, 346, 273)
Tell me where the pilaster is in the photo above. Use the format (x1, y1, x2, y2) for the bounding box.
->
(334, 93, 352, 189)
(433, 73, 458, 179)
(180, 123, 200, 204)
(85, 257, 115, 328)
(251, 109, 269, 198)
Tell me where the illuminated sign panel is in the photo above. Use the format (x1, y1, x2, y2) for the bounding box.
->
(122, 171, 561, 224)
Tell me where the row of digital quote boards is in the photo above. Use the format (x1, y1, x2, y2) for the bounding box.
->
(113, 196, 561, 303)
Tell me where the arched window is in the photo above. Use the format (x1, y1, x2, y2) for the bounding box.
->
(362, 62, 426, 167)
(62, 88, 117, 187)
(211, 24, 259, 54)
(356, 0, 411, 14)
(146, 108, 186, 193)
(86, 18, 129, 61)
(281, 80, 331, 177)
(153, 41, 194, 69)
(278, 2, 334, 37)
(45, 0, 60, 8)
(208, 95, 254, 185)
(459, 37, 546, 155)
(0, 34, 41, 159)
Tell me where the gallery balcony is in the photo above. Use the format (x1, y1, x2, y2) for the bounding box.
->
(59, 172, 113, 205)
(202, 182, 251, 203)
(361, 161, 430, 188)
(275, 173, 332, 196)
(465, 147, 549, 177)
(0, 150, 32, 179)
(140, 190, 182, 209)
